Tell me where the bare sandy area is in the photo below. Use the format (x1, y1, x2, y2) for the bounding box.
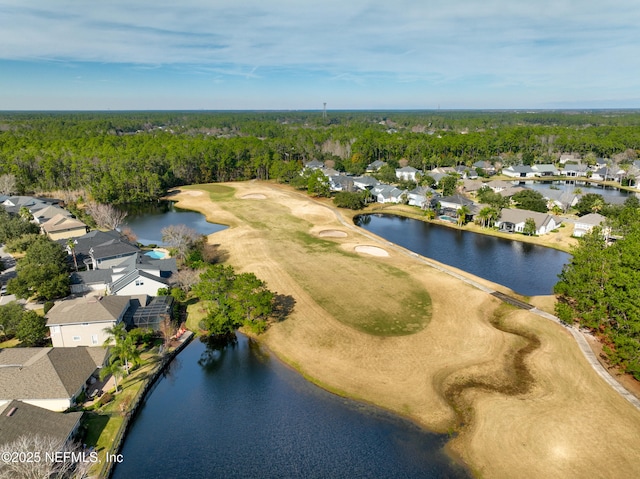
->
(317, 229, 348, 238)
(169, 182, 640, 479)
(241, 193, 267, 199)
(354, 245, 389, 257)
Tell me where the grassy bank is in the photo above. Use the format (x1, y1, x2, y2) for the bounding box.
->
(169, 181, 640, 479)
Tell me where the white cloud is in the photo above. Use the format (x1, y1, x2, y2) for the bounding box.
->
(1, 1, 640, 108)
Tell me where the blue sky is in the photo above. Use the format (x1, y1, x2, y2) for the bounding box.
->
(1, 0, 640, 110)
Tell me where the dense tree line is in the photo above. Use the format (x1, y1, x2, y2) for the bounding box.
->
(555, 200, 640, 380)
(2, 111, 640, 203)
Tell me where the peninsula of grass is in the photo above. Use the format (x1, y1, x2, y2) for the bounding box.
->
(168, 181, 640, 479)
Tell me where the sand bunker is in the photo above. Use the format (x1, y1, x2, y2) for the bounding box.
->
(355, 245, 389, 257)
(241, 193, 267, 200)
(318, 229, 348, 238)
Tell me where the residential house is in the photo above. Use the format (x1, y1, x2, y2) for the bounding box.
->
(438, 194, 476, 218)
(69, 269, 112, 295)
(328, 175, 355, 192)
(303, 159, 324, 170)
(461, 179, 485, 192)
(0, 400, 83, 447)
(46, 296, 130, 348)
(560, 164, 589, 177)
(590, 166, 624, 182)
(32, 205, 72, 225)
(454, 165, 479, 179)
(559, 153, 580, 164)
(352, 176, 379, 191)
(108, 270, 169, 297)
(532, 164, 559, 176)
(501, 165, 536, 178)
(1, 196, 51, 216)
(371, 184, 406, 204)
(573, 213, 606, 237)
(472, 160, 496, 176)
(365, 160, 386, 173)
(68, 252, 176, 295)
(41, 214, 88, 241)
(395, 166, 420, 182)
(542, 189, 579, 212)
(407, 186, 439, 209)
(497, 186, 529, 198)
(496, 208, 562, 235)
(486, 180, 513, 192)
(0, 347, 107, 412)
(63, 230, 140, 270)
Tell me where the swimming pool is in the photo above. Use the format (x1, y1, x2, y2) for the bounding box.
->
(439, 215, 456, 223)
(144, 250, 167, 260)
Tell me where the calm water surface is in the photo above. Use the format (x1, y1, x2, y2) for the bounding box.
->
(514, 179, 631, 200)
(356, 214, 570, 296)
(120, 201, 226, 245)
(112, 335, 470, 479)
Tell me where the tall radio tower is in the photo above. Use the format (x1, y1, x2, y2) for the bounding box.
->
(323, 102, 327, 121)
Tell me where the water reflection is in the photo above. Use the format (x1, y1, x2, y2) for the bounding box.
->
(113, 335, 470, 479)
(356, 214, 570, 296)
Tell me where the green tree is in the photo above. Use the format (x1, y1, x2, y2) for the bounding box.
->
(439, 174, 459, 196)
(16, 311, 47, 346)
(333, 191, 365, 210)
(523, 218, 537, 235)
(103, 322, 140, 375)
(7, 237, 70, 301)
(456, 205, 470, 226)
(511, 190, 548, 213)
(193, 264, 275, 337)
(99, 356, 124, 393)
(229, 272, 274, 330)
(573, 193, 606, 216)
(307, 170, 330, 197)
(0, 302, 25, 339)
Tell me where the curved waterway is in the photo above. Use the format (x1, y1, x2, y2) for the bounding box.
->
(112, 335, 470, 479)
(355, 214, 570, 296)
(119, 201, 227, 245)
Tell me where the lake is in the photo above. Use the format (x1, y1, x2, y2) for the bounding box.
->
(513, 179, 632, 200)
(112, 335, 470, 479)
(355, 214, 570, 296)
(119, 201, 227, 245)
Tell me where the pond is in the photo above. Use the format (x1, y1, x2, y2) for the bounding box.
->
(112, 335, 470, 479)
(119, 201, 227, 245)
(513, 179, 632, 200)
(355, 214, 571, 296)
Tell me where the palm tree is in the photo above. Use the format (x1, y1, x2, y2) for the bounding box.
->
(456, 205, 471, 226)
(103, 322, 140, 375)
(477, 206, 493, 228)
(99, 356, 124, 393)
(591, 197, 605, 214)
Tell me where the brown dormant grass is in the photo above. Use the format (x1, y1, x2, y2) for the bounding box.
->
(170, 181, 640, 479)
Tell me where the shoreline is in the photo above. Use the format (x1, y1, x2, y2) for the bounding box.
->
(168, 181, 640, 479)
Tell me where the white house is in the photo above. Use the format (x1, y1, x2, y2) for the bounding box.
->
(395, 166, 420, 182)
(46, 296, 130, 348)
(573, 213, 606, 237)
(496, 208, 562, 235)
(108, 270, 169, 296)
(371, 184, 406, 204)
(407, 186, 439, 209)
(501, 165, 536, 178)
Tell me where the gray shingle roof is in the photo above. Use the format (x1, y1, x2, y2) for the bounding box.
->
(0, 400, 83, 447)
(109, 270, 168, 295)
(46, 296, 130, 326)
(0, 347, 106, 401)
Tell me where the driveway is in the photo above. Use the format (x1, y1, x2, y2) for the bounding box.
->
(0, 245, 18, 305)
